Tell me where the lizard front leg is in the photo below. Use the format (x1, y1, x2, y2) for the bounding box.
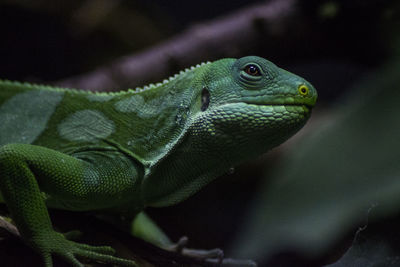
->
(0, 143, 139, 267)
(131, 212, 256, 266)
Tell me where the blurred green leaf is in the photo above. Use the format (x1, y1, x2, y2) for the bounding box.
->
(327, 215, 400, 267)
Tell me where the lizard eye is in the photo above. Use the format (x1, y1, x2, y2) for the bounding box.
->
(201, 88, 210, 111)
(236, 61, 264, 87)
(244, 64, 261, 76)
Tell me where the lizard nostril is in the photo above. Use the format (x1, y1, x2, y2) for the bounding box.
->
(298, 84, 309, 96)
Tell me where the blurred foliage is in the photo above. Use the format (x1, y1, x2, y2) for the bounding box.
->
(327, 215, 400, 267)
(1, 0, 400, 266)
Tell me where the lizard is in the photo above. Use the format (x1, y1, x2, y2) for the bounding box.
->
(0, 56, 317, 266)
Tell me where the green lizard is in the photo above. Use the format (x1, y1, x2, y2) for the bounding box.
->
(0, 56, 316, 266)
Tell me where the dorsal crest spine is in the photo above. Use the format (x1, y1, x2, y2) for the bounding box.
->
(130, 61, 211, 93)
(0, 61, 211, 97)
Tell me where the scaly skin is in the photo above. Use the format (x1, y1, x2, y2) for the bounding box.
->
(0, 56, 317, 266)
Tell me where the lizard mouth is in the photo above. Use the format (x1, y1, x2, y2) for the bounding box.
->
(240, 95, 316, 110)
(247, 102, 313, 107)
(243, 102, 313, 113)
(214, 102, 313, 120)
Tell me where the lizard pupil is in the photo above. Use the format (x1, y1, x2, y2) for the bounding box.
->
(201, 88, 210, 111)
(245, 64, 260, 76)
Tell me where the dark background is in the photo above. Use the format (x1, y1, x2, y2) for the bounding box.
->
(0, 0, 399, 266)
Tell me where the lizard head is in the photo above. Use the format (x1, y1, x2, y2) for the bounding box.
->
(188, 56, 317, 163)
(142, 57, 317, 206)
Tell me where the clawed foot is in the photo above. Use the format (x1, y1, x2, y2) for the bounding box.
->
(167, 236, 257, 267)
(34, 230, 138, 267)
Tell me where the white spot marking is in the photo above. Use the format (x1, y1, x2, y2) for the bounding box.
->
(86, 94, 114, 102)
(0, 90, 64, 145)
(114, 95, 162, 119)
(58, 110, 115, 142)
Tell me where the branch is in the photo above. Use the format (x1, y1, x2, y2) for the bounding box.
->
(0, 213, 255, 266)
(58, 0, 296, 91)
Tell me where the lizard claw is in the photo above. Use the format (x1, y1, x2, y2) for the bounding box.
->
(166, 235, 188, 253)
(182, 247, 224, 261)
(166, 236, 256, 266)
(166, 236, 224, 263)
